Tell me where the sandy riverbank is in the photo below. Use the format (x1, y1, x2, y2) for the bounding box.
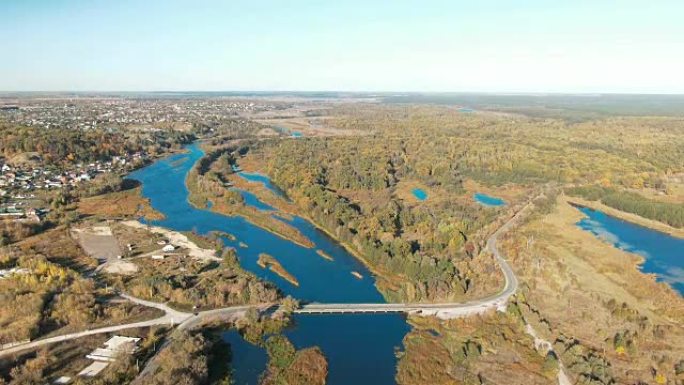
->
(122, 220, 220, 262)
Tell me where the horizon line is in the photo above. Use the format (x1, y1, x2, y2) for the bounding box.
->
(2, 90, 684, 97)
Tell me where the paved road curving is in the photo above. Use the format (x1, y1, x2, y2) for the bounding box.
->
(0, 294, 275, 359)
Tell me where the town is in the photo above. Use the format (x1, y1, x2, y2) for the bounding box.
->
(0, 151, 147, 222)
(0, 96, 289, 131)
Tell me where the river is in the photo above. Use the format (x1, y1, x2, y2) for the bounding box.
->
(128, 143, 410, 385)
(576, 206, 684, 295)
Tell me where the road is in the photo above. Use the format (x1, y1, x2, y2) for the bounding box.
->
(0, 198, 530, 357)
(0, 294, 272, 359)
(296, 201, 528, 319)
(130, 302, 275, 384)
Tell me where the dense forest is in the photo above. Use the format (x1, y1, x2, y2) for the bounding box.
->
(331, 105, 684, 187)
(235, 136, 508, 302)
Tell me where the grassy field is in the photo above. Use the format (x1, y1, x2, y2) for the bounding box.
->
(500, 197, 684, 384)
(78, 186, 164, 221)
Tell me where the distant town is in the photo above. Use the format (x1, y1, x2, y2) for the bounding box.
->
(0, 97, 288, 131)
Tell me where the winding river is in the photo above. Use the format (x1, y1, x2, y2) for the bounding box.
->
(127, 142, 683, 384)
(129, 143, 410, 385)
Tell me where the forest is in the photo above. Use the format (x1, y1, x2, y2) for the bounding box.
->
(219, 104, 684, 302)
(566, 185, 684, 228)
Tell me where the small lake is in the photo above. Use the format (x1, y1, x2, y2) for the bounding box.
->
(576, 206, 684, 295)
(411, 188, 428, 201)
(273, 126, 302, 138)
(474, 193, 506, 207)
(128, 143, 409, 384)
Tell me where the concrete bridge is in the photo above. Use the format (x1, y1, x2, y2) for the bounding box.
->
(294, 290, 512, 319)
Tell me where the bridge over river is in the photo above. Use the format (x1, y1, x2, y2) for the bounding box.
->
(294, 201, 524, 318)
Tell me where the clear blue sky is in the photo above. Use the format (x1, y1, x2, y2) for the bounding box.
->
(2, 0, 683, 93)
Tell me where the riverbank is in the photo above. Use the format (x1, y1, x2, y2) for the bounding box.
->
(499, 196, 684, 384)
(78, 186, 165, 221)
(565, 196, 684, 239)
(206, 151, 407, 298)
(296, 212, 405, 300)
(184, 161, 315, 249)
(121, 220, 220, 262)
(229, 166, 507, 303)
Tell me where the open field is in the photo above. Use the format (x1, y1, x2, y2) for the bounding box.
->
(500, 197, 684, 384)
(72, 225, 122, 262)
(78, 186, 165, 221)
(121, 220, 220, 262)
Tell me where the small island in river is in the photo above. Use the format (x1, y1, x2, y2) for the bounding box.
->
(257, 253, 300, 287)
(316, 249, 334, 261)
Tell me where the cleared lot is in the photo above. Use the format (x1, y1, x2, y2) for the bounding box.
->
(72, 225, 123, 263)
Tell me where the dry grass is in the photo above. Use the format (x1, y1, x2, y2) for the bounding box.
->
(397, 314, 551, 385)
(78, 187, 164, 221)
(502, 197, 684, 383)
(257, 253, 299, 287)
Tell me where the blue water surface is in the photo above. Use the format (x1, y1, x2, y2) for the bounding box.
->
(222, 330, 268, 385)
(286, 314, 409, 385)
(576, 206, 684, 295)
(238, 171, 289, 199)
(411, 188, 428, 201)
(233, 188, 275, 211)
(128, 143, 409, 384)
(474, 193, 506, 207)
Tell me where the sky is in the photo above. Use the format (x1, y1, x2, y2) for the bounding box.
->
(2, 0, 684, 93)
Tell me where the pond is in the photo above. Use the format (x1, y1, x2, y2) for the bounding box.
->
(575, 206, 684, 295)
(474, 193, 506, 207)
(128, 143, 409, 384)
(411, 188, 428, 201)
